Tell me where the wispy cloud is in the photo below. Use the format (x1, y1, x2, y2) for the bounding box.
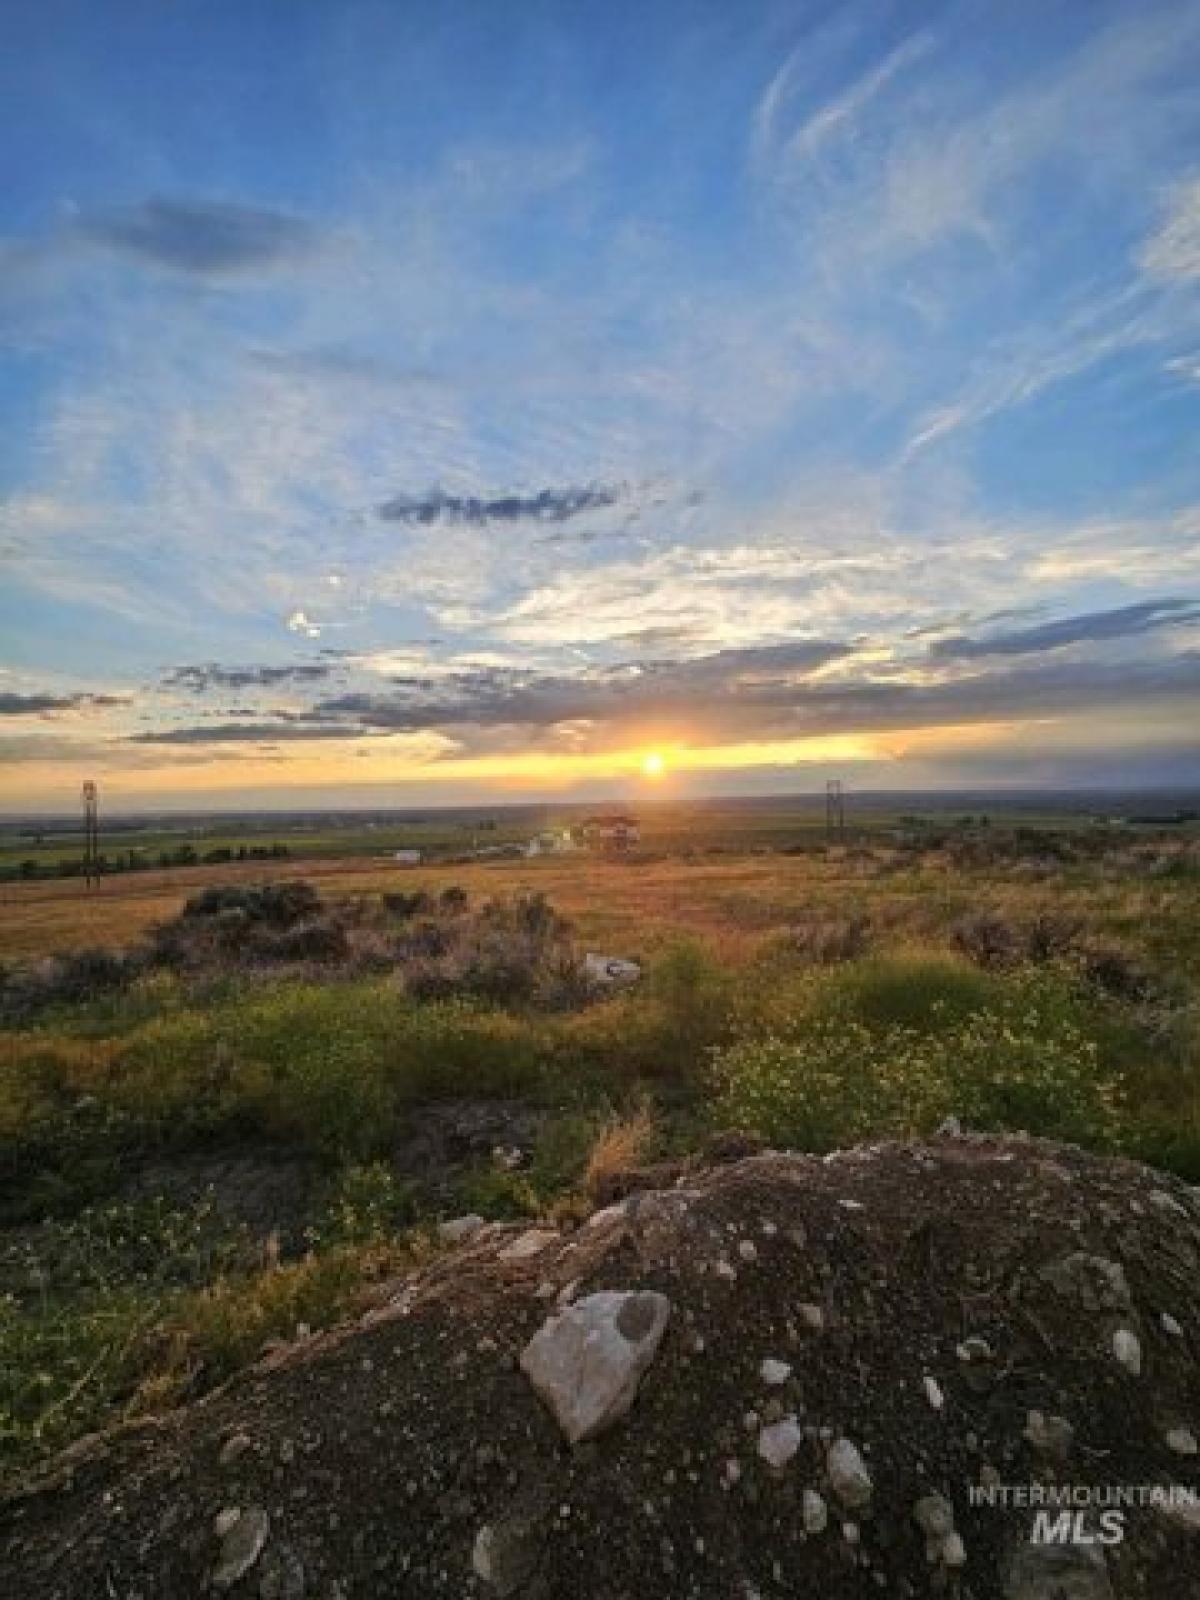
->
(771, 34, 935, 171)
(1140, 174, 1200, 283)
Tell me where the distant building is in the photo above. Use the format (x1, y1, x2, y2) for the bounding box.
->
(581, 813, 641, 853)
(525, 829, 577, 858)
(392, 848, 423, 865)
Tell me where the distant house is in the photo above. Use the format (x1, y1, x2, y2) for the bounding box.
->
(581, 813, 641, 853)
(525, 829, 577, 858)
(392, 848, 423, 865)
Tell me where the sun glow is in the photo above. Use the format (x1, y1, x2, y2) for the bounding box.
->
(641, 750, 667, 779)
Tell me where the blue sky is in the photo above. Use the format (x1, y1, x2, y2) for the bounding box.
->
(1, 0, 1198, 809)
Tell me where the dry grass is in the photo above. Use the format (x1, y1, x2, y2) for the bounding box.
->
(2, 846, 1197, 985)
(583, 1104, 658, 1201)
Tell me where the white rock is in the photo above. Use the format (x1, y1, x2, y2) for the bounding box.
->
(759, 1358, 792, 1386)
(1023, 1410, 1075, 1457)
(738, 1239, 758, 1262)
(798, 1303, 824, 1331)
(1157, 1493, 1200, 1533)
(212, 1507, 269, 1591)
(942, 1531, 967, 1567)
(1040, 1253, 1130, 1311)
(438, 1214, 485, 1245)
(499, 1229, 559, 1262)
(827, 1437, 873, 1509)
(956, 1337, 992, 1364)
(473, 1526, 498, 1585)
(583, 952, 642, 988)
(913, 1494, 955, 1540)
(923, 1376, 945, 1410)
(802, 1489, 828, 1533)
(585, 1202, 627, 1229)
(1165, 1426, 1197, 1456)
(714, 1260, 737, 1281)
(1112, 1327, 1142, 1375)
(520, 1289, 670, 1444)
(756, 1417, 803, 1469)
(1161, 1311, 1184, 1337)
(217, 1432, 252, 1468)
(914, 1494, 966, 1568)
(472, 1518, 540, 1596)
(1005, 1543, 1115, 1600)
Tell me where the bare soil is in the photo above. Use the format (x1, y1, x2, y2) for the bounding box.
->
(4, 1134, 1199, 1598)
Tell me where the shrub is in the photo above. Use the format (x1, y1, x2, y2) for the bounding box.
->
(812, 952, 1002, 1032)
(383, 891, 432, 919)
(148, 883, 330, 971)
(713, 977, 1118, 1154)
(252, 919, 349, 964)
(108, 1011, 231, 1133)
(646, 940, 732, 1052)
(402, 893, 582, 1008)
(713, 1021, 899, 1150)
(389, 1001, 546, 1102)
(951, 911, 1020, 969)
(789, 914, 873, 965)
(1074, 941, 1154, 1001)
(453, 1111, 601, 1220)
(0, 948, 136, 1022)
(1024, 912, 1083, 963)
(181, 881, 322, 926)
(311, 1162, 417, 1247)
(224, 985, 401, 1159)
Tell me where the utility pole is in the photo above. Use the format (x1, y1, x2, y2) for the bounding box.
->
(82, 779, 100, 887)
(825, 778, 846, 842)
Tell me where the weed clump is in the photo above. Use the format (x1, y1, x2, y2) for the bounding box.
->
(713, 975, 1118, 1153)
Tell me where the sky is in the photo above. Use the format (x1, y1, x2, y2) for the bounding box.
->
(1, 0, 1198, 812)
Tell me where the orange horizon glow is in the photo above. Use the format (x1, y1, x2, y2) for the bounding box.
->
(0, 717, 1065, 809)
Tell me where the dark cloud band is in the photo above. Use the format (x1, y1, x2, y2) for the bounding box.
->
(0, 692, 127, 716)
(376, 484, 623, 527)
(163, 663, 334, 693)
(932, 597, 1199, 659)
(78, 198, 318, 276)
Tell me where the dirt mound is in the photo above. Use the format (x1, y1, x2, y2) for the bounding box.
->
(4, 1135, 1199, 1598)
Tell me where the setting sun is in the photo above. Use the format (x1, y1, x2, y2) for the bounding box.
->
(641, 751, 667, 779)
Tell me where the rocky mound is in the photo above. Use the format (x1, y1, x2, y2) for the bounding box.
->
(4, 1135, 1199, 1598)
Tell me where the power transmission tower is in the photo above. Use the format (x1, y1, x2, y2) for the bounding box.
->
(825, 778, 846, 841)
(82, 779, 100, 887)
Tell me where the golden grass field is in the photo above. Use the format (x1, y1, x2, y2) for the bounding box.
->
(0, 853, 773, 961)
(3, 846, 1192, 976)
